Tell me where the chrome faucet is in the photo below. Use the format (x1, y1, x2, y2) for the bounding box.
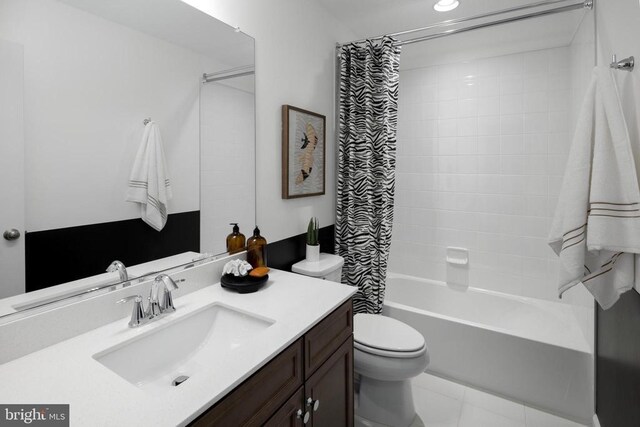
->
(153, 274, 180, 313)
(106, 260, 130, 287)
(117, 274, 183, 328)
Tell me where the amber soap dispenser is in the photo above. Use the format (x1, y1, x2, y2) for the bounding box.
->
(226, 223, 246, 254)
(247, 226, 267, 268)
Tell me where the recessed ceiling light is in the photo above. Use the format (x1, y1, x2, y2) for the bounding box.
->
(434, 0, 459, 12)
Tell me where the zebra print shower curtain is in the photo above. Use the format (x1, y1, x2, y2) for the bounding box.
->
(336, 37, 401, 314)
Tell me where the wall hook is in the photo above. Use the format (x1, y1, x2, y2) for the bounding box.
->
(610, 54, 634, 72)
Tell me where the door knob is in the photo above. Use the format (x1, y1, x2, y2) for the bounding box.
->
(3, 229, 20, 241)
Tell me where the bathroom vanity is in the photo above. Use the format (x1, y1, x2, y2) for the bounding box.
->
(0, 257, 356, 426)
(191, 299, 353, 426)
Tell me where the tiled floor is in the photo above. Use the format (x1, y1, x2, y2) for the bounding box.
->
(412, 373, 589, 427)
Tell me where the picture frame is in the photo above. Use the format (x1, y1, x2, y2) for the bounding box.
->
(281, 105, 326, 199)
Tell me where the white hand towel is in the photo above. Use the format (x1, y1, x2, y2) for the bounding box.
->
(548, 67, 640, 309)
(126, 121, 172, 231)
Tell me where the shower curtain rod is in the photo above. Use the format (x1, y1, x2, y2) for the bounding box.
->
(336, 0, 593, 48)
(202, 65, 255, 83)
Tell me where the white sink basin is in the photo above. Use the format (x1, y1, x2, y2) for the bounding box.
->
(93, 303, 274, 391)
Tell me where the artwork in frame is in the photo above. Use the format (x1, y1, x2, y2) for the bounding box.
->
(282, 105, 326, 199)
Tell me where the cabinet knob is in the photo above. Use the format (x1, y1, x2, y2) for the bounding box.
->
(306, 397, 320, 412)
(296, 409, 310, 424)
(3, 229, 20, 241)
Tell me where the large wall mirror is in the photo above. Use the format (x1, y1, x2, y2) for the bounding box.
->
(0, 0, 256, 319)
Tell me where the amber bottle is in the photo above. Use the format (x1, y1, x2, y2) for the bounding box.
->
(226, 223, 246, 254)
(247, 226, 267, 268)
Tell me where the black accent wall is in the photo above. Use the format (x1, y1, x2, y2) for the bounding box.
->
(25, 211, 200, 292)
(596, 290, 640, 427)
(266, 225, 335, 272)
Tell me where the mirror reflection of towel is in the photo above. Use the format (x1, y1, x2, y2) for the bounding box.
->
(549, 67, 640, 309)
(126, 121, 172, 231)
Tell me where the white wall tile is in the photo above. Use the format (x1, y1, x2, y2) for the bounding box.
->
(524, 92, 548, 113)
(478, 96, 501, 116)
(439, 119, 458, 137)
(500, 76, 524, 95)
(500, 135, 524, 154)
(459, 99, 479, 117)
(501, 94, 524, 114)
(394, 46, 575, 303)
(439, 100, 458, 119)
(478, 116, 501, 135)
(501, 115, 524, 135)
(458, 117, 478, 136)
(524, 74, 548, 93)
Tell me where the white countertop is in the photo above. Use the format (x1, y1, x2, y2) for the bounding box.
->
(0, 269, 356, 426)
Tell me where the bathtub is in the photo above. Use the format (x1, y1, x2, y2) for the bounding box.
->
(383, 273, 593, 423)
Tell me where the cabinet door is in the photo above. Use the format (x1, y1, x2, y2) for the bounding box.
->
(264, 386, 306, 427)
(189, 339, 303, 427)
(306, 337, 354, 427)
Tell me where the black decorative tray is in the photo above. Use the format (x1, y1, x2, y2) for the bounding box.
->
(220, 273, 269, 294)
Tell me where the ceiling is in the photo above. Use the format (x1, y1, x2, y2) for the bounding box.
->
(316, 0, 591, 69)
(60, 0, 254, 70)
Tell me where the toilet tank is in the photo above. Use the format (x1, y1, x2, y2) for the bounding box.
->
(292, 254, 344, 283)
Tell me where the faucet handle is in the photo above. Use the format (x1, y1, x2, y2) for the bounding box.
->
(155, 274, 182, 291)
(154, 275, 184, 313)
(117, 295, 146, 328)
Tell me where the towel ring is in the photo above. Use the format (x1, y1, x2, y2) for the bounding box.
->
(143, 118, 151, 126)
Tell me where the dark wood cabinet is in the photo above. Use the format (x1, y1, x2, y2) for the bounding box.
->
(305, 337, 354, 427)
(190, 299, 353, 427)
(191, 339, 304, 427)
(264, 387, 305, 427)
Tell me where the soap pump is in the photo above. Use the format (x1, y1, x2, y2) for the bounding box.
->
(247, 226, 267, 268)
(226, 223, 246, 254)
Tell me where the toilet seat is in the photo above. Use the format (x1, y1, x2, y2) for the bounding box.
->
(354, 314, 426, 359)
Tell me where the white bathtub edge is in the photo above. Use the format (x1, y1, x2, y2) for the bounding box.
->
(385, 273, 592, 354)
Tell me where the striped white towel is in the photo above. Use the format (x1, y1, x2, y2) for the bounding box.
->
(126, 121, 172, 231)
(548, 67, 640, 309)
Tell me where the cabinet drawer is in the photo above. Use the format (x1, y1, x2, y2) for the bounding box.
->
(190, 338, 304, 427)
(304, 299, 353, 379)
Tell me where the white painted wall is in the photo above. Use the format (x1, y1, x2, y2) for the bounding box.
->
(0, 0, 217, 232)
(200, 80, 255, 254)
(183, 0, 357, 243)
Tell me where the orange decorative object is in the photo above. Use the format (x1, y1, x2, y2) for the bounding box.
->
(249, 266, 270, 278)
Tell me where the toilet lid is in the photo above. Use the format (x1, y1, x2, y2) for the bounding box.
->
(354, 314, 425, 353)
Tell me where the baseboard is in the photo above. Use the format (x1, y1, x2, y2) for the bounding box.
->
(593, 414, 601, 427)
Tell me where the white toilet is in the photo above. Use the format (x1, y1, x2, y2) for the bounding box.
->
(292, 254, 430, 427)
(353, 313, 429, 427)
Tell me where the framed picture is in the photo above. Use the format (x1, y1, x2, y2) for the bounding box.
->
(282, 105, 326, 199)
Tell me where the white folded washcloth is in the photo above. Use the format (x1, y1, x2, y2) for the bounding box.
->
(126, 121, 173, 231)
(548, 67, 640, 309)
